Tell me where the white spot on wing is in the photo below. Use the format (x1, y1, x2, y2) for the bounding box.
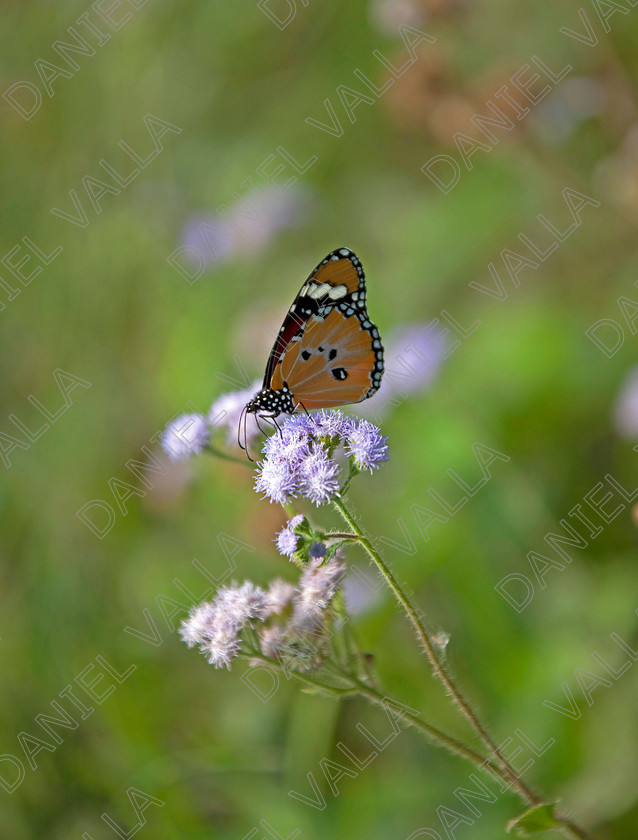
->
(310, 282, 330, 299)
(327, 284, 348, 300)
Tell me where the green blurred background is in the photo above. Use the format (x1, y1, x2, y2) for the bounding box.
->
(2, 0, 638, 837)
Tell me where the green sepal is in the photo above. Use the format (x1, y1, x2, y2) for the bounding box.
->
(506, 803, 561, 837)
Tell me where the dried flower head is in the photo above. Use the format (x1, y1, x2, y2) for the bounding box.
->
(264, 578, 296, 618)
(179, 581, 267, 669)
(293, 556, 346, 623)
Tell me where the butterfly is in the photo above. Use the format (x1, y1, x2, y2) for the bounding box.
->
(240, 247, 384, 454)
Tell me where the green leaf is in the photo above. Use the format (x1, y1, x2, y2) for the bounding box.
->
(506, 803, 561, 837)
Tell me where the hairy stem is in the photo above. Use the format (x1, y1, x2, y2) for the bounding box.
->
(332, 497, 599, 840)
(333, 497, 541, 803)
(246, 652, 496, 771)
(206, 443, 253, 467)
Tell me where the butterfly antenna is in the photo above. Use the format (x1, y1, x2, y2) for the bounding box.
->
(238, 405, 255, 462)
(237, 405, 246, 452)
(245, 409, 256, 462)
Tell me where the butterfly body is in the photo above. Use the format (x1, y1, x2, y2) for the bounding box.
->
(243, 247, 384, 431)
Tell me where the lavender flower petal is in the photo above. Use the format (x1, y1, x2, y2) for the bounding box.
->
(161, 413, 209, 461)
(209, 379, 262, 445)
(298, 445, 340, 505)
(254, 458, 299, 504)
(346, 419, 389, 472)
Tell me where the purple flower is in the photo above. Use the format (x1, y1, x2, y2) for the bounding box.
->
(231, 184, 314, 254)
(264, 426, 310, 466)
(276, 514, 305, 558)
(161, 412, 209, 461)
(255, 411, 387, 505)
(209, 379, 262, 446)
(298, 445, 340, 506)
(178, 185, 314, 274)
(255, 458, 299, 505)
(346, 419, 389, 472)
(180, 215, 236, 270)
(282, 414, 317, 435)
(312, 409, 354, 439)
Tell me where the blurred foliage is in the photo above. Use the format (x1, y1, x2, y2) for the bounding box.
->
(1, 0, 638, 838)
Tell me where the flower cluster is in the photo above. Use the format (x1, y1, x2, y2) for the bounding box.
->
(209, 379, 263, 444)
(180, 581, 267, 668)
(180, 556, 345, 671)
(160, 380, 265, 462)
(255, 410, 389, 505)
(276, 513, 306, 557)
(275, 514, 339, 568)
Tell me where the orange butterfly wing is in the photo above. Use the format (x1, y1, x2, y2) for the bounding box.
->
(244, 248, 384, 420)
(270, 307, 380, 410)
(263, 248, 367, 386)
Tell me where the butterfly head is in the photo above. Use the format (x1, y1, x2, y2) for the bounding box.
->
(238, 385, 297, 460)
(244, 384, 296, 418)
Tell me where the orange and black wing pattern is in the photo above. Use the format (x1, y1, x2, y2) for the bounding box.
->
(270, 306, 381, 409)
(247, 247, 384, 419)
(263, 248, 370, 380)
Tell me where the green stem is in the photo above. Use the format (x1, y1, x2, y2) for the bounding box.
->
(243, 651, 360, 696)
(346, 675, 501, 772)
(246, 654, 496, 771)
(556, 821, 597, 840)
(246, 646, 594, 838)
(353, 683, 597, 840)
(332, 498, 598, 840)
(205, 443, 253, 467)
(332, 496, 542, 805)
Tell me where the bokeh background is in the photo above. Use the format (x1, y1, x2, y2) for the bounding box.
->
(2, 0, 638, 837)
